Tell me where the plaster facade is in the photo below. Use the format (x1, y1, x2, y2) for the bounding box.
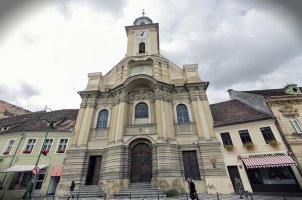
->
(57, 16, 233, 196)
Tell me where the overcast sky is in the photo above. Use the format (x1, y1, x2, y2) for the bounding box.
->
(0, 0, 302, 112)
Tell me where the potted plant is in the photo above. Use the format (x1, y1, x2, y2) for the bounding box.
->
(2, 151, 9, 155)
(268, 140, 279, 148)
(224, 144, 234, 151)
(41, 149, 49, 155)
(243, 142, 254, 150)
(22, 149, 32, 154)
(56, 149, 65, 153)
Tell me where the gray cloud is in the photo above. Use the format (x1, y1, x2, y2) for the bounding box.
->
(54, 0, 127, 17)
(158, 0, 302, 103)
(0, 81, 41, 103)
(0, 0, 48, 42)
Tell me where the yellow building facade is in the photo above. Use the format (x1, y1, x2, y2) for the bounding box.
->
(212, 99, 302, 193)
(0, 109, 77, 199)
(57, 15, 234, 196)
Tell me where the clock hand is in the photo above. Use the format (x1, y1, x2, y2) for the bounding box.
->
(141, 32, 144, 36)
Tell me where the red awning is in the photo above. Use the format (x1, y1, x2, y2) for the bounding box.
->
(241, 155, 296, 169)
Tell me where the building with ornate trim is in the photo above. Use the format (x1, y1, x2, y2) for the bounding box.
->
(57, 15, 234, 196)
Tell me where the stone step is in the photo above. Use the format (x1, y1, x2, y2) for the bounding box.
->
(114, 182, 166, 199)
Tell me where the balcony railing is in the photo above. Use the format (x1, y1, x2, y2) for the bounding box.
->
(174, 122, 197, 135)
(124, 124, 157, 136)
(90, 128, 110, 140)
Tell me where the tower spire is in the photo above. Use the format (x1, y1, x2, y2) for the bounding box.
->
(142, 9, 145, 16)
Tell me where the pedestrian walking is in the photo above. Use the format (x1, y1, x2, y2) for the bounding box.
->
(67, 180, 75, 199)
(188, 177, 199, 200)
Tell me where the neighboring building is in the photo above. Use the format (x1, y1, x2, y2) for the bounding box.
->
(0, 100, 31, 119)
(0, 109, 78, 199)
(57, 15, 234, 196)
(211, 99, 302, 193)
(228, 84, 302, 175)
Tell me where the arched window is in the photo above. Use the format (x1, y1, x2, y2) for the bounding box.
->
(135, 102, 148, 118)
(177, 104, 189, 123)
(139, 42, 145, 53)
(97, 109, 109, 128)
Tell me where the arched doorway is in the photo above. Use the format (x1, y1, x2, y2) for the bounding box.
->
(130, 142, 152, 183)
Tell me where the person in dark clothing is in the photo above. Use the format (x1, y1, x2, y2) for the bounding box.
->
(67, 180, 75, 199)
(188, 177, 199, 200)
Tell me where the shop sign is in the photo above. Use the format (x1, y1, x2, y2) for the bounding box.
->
(51, 166, 64, 176)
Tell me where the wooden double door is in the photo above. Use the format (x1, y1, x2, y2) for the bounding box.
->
(130, 143, 152, 183)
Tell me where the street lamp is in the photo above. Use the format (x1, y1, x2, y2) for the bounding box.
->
(23, 106, 55, 200)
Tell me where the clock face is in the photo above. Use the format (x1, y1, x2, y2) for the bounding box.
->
(136, 31, 149, 40)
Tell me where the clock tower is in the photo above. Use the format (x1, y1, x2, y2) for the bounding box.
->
(125, 14, 159, 56)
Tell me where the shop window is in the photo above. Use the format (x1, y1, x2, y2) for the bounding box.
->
(182, 151, 201, 180)
(57, 139, 68, 153)
(260, 127, 276, 143)
(97, 109, 109, 128)
(220, 132, 233, 146)
(135, 102, 148, 118)
(139, 42, 145, 53)
(289, 118, 302, 134)
(23, 139, 36, 153)
(247, 167, 298, 186)
(3, 139, 15, 155)
(176, 104, 189, 123)
(9, 172, 31, 190)
(239, 130, 252, 144)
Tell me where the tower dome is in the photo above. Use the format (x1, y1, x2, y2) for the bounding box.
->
(133, 10, 153, 25)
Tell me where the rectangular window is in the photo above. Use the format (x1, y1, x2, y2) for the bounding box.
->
(23, 139, 36, 153)
(57, 139, 68, 153)
(260, 127, 276, 143)
(42, 139, 53, 151)
(289, 118, 302, 133)
(3, 140, 15, 155)
(182, 151, 201, 180)
(239, 130, 252, 144)
(220, 132, 233, 146)
(9, 172, 31, 190)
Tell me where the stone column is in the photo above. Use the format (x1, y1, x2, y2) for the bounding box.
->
(154, 86, 165, 141)
(114, 90, 128, 143)
(76, 94, 98, 147)
(71, 95, 87, 147)
(163, 88, 175, 141)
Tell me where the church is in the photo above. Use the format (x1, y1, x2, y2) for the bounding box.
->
(57, 14, 234, 196)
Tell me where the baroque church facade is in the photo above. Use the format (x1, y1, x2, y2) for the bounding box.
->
(57, 15, 233, 196)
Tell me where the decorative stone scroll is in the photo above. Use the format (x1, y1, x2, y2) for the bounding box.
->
(279, 105, 299, 117)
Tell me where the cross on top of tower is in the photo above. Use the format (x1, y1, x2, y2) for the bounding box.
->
(142, 9, 145, 16)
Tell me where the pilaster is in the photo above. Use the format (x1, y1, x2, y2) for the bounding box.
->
(76, 93, 98, 147)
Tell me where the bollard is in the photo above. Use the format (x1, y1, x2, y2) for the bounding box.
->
(186, 192, 188, 200)
(250, 193, 253, 200)
(52, 195, 55, 200)
(283, 193, 286, 200)
(158, 190, 159, 200)
(103, 194, 107, 200)
(130, 192, 131, 200)
(76, 192, 80, 200)
(216, 192, 219, 200)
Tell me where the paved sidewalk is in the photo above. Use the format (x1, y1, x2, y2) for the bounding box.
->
(31, 194, 302, 200)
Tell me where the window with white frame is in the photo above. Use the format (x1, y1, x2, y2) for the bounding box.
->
(42, 139, 53, 151)
(3, 140, 15, 155)
(289, 118, 302, 133)
(23, 139, 36, 153)
(57, 139, 68, 153)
